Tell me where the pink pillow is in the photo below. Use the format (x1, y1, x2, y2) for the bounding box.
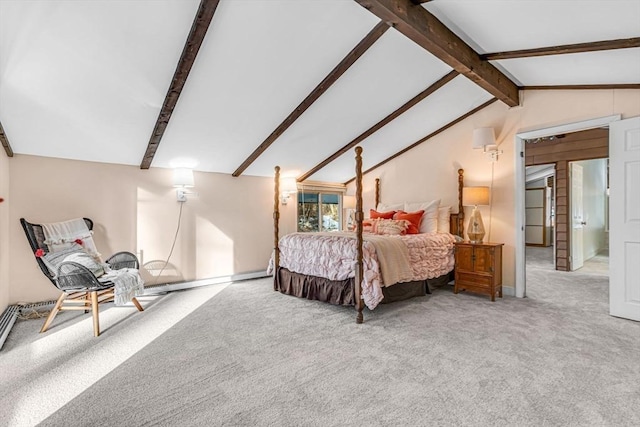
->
(371, 219, 409, 235)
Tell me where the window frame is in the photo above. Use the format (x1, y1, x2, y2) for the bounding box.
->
(296, 190, 344, 233)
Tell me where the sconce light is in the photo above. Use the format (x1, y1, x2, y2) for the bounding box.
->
(473, 127, 503, 162)
(173, 167, 195, 202)
(463, 186, 490, 243)
(280, 177, 298, 205)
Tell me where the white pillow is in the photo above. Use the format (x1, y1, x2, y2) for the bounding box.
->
(42, 244, 105, 278)
(376, 202, 404, 212)
(437, 206, 452, 233)
(404, 199, 440, 233)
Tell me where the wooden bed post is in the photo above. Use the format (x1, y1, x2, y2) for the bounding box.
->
(273, 166, 280, 290)
(374, 178, 380, 209)
(355, 147, 364, 324)
(458, 168, 465, 239)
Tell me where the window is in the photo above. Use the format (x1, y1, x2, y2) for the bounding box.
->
(297, 191, 342, 232)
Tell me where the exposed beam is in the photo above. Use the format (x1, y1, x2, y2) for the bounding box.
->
(355, 0, 519, 107)
(482, 37, 640, 61)
(344, 98, 498, 184)
(140, 0, 221, 169)
(523, 84, 640, 90)
(0, 121, 14, 157)
(298, 70, 458, 182)
(232, 22, 389, 177)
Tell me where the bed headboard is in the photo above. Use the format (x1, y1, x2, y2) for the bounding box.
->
(373, 168, 465, 238)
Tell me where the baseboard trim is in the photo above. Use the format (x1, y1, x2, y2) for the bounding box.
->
(502, 286, 516, 297)
(143, 270, 269, 295)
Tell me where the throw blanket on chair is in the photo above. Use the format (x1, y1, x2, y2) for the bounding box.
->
(42, 218, 102, 262)
(99, 267, 145, 306)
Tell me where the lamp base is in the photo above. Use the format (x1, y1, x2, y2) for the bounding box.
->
(467, 206, 486, 244)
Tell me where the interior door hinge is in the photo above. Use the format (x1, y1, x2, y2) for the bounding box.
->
(520, 151, 524, 158)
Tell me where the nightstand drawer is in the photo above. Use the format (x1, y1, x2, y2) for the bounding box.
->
(456, 272, 492, 287)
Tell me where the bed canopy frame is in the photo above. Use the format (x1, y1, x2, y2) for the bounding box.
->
(273, 147, 464, 323)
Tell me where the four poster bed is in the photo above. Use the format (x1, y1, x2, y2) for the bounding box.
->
(270, 147, 465, 323)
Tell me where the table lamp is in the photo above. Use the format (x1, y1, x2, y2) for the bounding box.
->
(463, 186, 490, 243)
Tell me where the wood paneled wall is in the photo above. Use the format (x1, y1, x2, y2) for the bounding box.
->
(525, 128, 608, 271)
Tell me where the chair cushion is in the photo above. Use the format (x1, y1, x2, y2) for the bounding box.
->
(41, 244, 105, 278)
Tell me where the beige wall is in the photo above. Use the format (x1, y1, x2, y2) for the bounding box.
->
(0, 152, 9, 312)
(8, 155, 294, 304)
(4, 89, 640, 305)
(349, 89, 640, 291)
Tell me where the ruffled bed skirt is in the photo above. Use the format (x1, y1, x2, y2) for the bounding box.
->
(274, 267, 451, 306)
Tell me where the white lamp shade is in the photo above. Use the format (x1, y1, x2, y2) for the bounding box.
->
(173, 168, 194, 188)
(281, 177, 298, 193)
(472, 127, 496, 150)
(343, 195, 356, 210)
(463, 186, 490, 206)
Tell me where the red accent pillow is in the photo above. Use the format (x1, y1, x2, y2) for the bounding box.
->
(370, 209, 396, 220)
(393, 210, 425, 234)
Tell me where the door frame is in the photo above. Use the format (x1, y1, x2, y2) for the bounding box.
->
(514, 114, 620, 298)
(569, 162, 585, 271)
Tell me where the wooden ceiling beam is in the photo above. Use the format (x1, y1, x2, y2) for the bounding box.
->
(298, 70, 458, 182)
(140, 0, 220, 169)
(232, 21, 389, 177)
(483, 37, 640, 61)
(344, 98, 498, 184)
(355, 0, 519, 107)
(0, 121, 14, 157)
(523, 84, 640, 90)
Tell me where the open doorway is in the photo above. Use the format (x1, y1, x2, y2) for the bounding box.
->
(515, 115, 620, 300)
(525, 159, 609, 278)
(525, 164, 555, 271)
(568, 158, 609, 275)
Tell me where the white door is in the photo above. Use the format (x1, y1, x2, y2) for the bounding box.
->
(610, 117, 640, 321)
(570, 163, 584, 270)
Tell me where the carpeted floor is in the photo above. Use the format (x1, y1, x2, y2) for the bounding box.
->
(1, 254, 638, 426)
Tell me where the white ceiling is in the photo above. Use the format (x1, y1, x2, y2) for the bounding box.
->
(1, 0, 638, 183)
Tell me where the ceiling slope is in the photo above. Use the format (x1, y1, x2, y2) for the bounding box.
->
(311, 75, 494, 183)
(355, 0, 519, 106)
(151, 0, 380, 173)
(243, 26, 453, 179)
(231, 21, 389, 177)
(0, 0, 638, 182)
(0, 0, 200, 165)
(140, 0, 221, 170)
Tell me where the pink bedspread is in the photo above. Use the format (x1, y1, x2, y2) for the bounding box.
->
(269, 232, 456, 310)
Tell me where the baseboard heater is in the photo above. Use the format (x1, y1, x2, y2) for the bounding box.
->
(0, 271, 269, 350)
(0, 300, 57, 350)
(143, 270, 269, 294)
(0, 305, 19, 351)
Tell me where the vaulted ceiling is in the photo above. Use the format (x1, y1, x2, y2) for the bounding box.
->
(1, 0, 638, 183)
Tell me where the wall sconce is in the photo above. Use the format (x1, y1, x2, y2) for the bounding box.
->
(463, 186, 490, 243)
(472, 127, 503, 162)
(173, 167, 195, 202)
(280, 177, 298, 205)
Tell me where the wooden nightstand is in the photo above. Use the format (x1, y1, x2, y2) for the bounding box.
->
(454, 242, 503, 301)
